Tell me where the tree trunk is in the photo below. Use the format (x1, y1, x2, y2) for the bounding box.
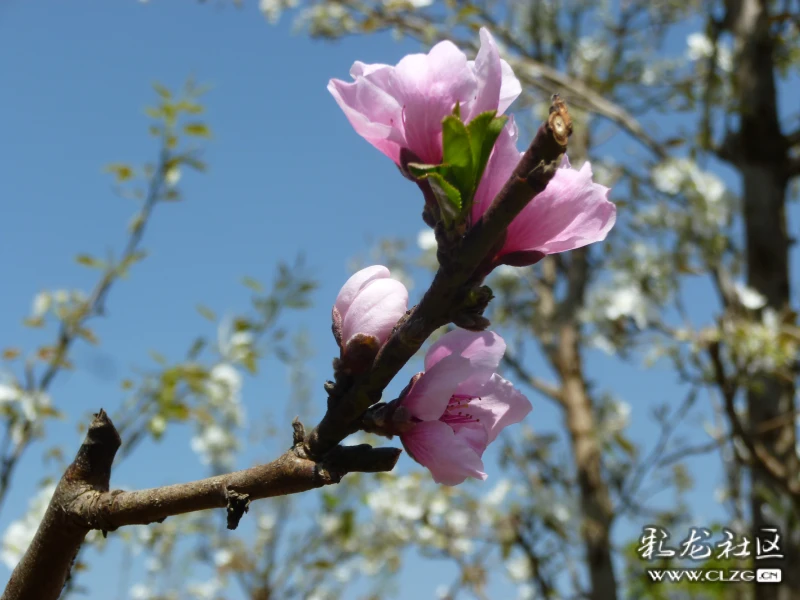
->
(556, 318, 618, 600)
(727, 0, 799, 597)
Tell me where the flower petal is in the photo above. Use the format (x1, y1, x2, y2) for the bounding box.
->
(471, 118, 521, 221)
(450, 421, 489, 457)
(502, 161, 617, 255)
(498, 59, 522, 114)
(401, 420, 487, 486)
(334, 265, 390, 318)
(466, 28, 521, 119)
(424, 329, 506, 391)
(393, 40, 476, 163)
(465, 374, 532, 444)
(327, 75, 405, 164)
(341, 278, 408, 346)
(402, 354, 471, 421)
(466, 28, 503, 119)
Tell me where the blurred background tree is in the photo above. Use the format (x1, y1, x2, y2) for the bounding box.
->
(0, 0, 798, 599)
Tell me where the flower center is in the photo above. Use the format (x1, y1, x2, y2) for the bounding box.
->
(441, 393, 481, 424)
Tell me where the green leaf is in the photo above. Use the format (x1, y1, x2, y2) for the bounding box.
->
(241, 276, 264, 293)
(242, 352, 258, 375)
(183, 122, 211, 138)
(149, 350, 168, 366)
(153, 82, 172, 100)
(104, 163, 134, 183)
(427, 172, 462, 223)
(466, 111, 508, 187)
(440, 114, 474, 191)
(196, 304, 217, 322)
(75, 254, 104, 269)
(322, 492, 340, 511)
(23, 317, 45, 328)
(406, 163, 441, 179)
(175, 100, 204, 115)
(179, 155, 207, 172)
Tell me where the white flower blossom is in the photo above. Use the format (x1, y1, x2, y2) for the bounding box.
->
(506, 555, 532, 582)
(129, 584, 153, 600)
(217, 319, 254, 364)
(552, 503, 571, 523)
(165, 166, 181, 187)
(318, 514, 342, 535)
(190, 424, 237, 469)
(417, 229, 437, 252)
(452, 537, 474, 555)
(213, 548, 234, 567)
(31, 292, 51, 319)
(445, 509, 470, 534)
(187, 578, 221, 600)
(686, 32, 732, 72)
(734, 281, 767, 310)
(605, 284, 650, 329)
(484, 479, 512, 506)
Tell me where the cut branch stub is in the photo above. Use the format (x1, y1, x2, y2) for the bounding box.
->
(225, 489, 250, 530)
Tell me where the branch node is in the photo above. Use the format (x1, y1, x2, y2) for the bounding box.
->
(225, 489, 250, 530)
(291, 418, 305, 447)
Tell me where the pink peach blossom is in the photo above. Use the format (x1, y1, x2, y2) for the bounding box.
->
(328, 28, 521, 167)
(471, 119, 617, 268)
(399, 329, 531, 486)
(333, 266, 408, 352)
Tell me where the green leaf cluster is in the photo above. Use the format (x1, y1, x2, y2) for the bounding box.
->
(408, 107, 507, 226)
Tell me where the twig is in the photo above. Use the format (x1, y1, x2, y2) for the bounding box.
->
(304, 96, 572, 458)
(1, 411, 399, 600)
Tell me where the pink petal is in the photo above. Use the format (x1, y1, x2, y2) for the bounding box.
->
(466, 28, 503, 119)
(327, 76, 406, 164)
(502, 161, 617, 255)
(498, 59, 522, 114)
(424, 329, 506, 391)
(463, 374, 532, 444)
(350, 61, 392, 78)
(471, 118, 522, 221)
(401, 354, 471, 421)
(334, 265, 390, 318)
(401, 420, 487, 486)
(466, 29, 521, 119)
(341, 278, 408, 346)
(450, 421, 489, 457)
(393, 41, 477, 164)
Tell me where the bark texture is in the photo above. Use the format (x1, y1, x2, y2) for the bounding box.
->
(724, 0, 799, 597)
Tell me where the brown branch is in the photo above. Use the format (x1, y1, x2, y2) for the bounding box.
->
(304, 96, 572, 458)
(3, 97, 574, 600)
(1, 411, 400, 600)
(707, 342, 800, 500)
(2, 410, 120, 600)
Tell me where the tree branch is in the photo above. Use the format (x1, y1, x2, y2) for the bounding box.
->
(707, 342, 800, 502)
(304, 96, 572, 458)
(3, 97, 574, 600)
(1, 411, 400, 600)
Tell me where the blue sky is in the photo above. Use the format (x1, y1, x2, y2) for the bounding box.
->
(1, 1, 797, 598)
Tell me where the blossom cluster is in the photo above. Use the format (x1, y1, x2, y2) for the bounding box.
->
(326, 29, 616, 485)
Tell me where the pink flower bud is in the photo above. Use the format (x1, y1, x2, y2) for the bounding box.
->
(332, 266, 409, 357)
